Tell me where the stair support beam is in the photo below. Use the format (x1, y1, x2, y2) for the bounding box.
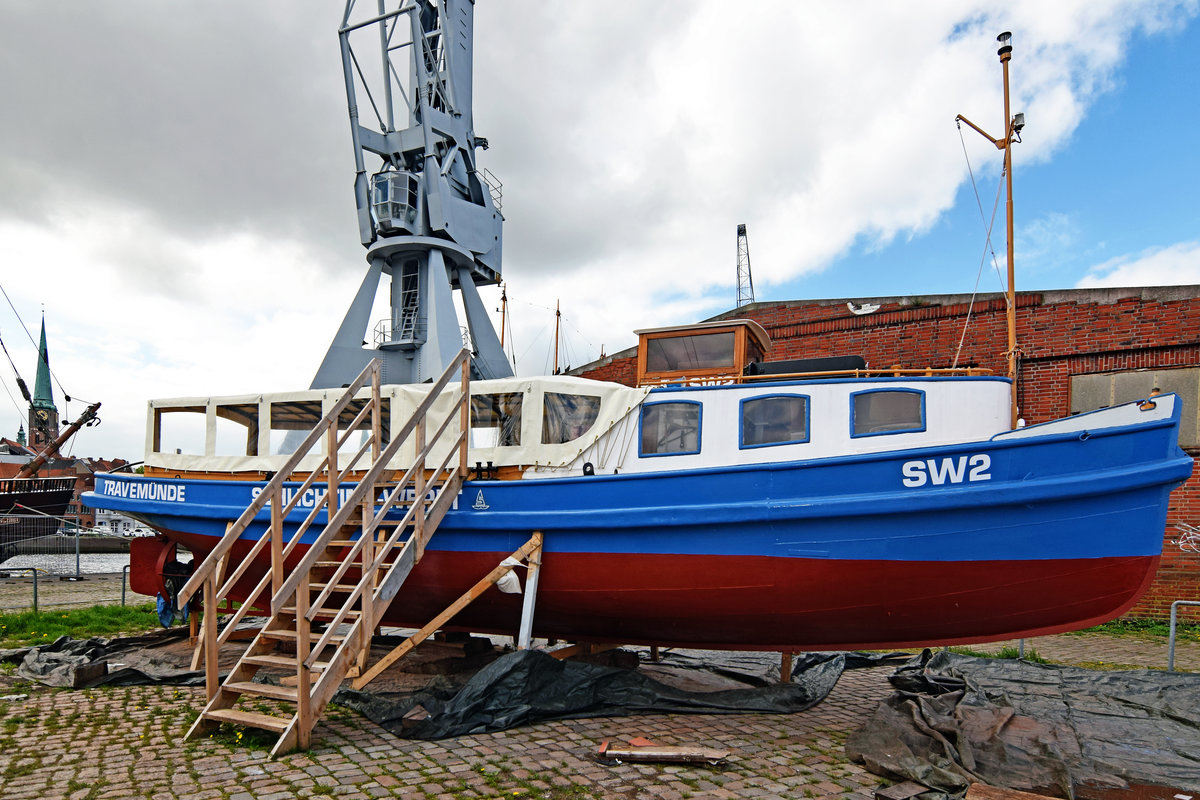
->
(352, 532, 544, 689)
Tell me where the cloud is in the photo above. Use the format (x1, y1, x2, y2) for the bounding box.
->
(1, 0, 1196, 458)
(1076, 241, 1200, 287)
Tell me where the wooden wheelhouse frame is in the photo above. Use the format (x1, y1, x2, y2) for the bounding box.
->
(635, 320, 771, 387)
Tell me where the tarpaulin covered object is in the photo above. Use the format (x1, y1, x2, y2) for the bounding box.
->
(335, 648, 853, 739)
(0, 630, 205, 688)
(846, 650, 1200, 797)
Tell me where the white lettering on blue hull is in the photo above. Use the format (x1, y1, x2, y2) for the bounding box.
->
(901, 454, 991, 487)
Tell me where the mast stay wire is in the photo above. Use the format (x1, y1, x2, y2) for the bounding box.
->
(0, 282, 98, 407)
(952, 120, 1008, 369)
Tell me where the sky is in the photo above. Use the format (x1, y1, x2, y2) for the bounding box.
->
(1, 0, 1198, 461)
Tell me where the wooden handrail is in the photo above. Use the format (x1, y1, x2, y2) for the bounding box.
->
(271, 348, 469, 612)
(179, 359, 381, 604)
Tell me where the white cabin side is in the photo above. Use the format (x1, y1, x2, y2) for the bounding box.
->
(527, 376, 1013, 477)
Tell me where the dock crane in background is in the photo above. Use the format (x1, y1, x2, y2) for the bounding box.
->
(311, 0, 512, 388)
(736, 224, 755, 307)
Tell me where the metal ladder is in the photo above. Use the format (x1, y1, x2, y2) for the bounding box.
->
(178, 350, 471, 757)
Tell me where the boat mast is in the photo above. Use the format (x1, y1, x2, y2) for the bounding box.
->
(956, 31, 1024, 428)
(15, 402, 100, 478)
(553, 300, 561, 374)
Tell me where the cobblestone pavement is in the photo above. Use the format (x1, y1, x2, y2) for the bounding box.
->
(2, 629, 1198, 800)
(2, 567, 1199, 800)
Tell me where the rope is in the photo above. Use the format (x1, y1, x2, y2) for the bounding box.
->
(0, 283, 97, 406)
(952, 121, 1007, 369)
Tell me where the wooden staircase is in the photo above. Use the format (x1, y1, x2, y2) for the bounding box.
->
(177, 350, 471, 757)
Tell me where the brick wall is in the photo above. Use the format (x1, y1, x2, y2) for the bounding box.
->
(573, 286, 1200, 621)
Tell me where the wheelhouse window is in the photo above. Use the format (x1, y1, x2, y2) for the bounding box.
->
(645, 332, 735, 373)
(471, 393, 522, 447)
(741, 395, 809, 448)
(851, 389, 924, 437)
(542, 393, 602, 444)
(640, 401, 701, 456)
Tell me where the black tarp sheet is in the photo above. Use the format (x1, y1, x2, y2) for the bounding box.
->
(1, 634, 910, 739)
(334, 648, 858, 739)
(0, 630, 206, 687)
(846, 650, 1200, 798)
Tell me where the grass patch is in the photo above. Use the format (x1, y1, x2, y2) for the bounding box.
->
(1070, 618, 1200, 642)
(0, 603, 159, 647)
(948, 645, 1048, 663)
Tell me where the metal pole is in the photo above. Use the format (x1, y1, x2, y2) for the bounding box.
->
(75, 530, 81, 577)
(1000, 41, 1018, 429)
(122, 564, 130, 606)
(32, 568, 38, 613)
(1168, 600, 1200, 672)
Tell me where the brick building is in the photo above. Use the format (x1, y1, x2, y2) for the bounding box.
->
(573, 285, 1200, 620)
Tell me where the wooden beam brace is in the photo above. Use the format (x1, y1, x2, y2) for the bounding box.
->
(351, 533, 543, 689)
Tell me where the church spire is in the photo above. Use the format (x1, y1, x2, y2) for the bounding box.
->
(32, 316, 55, 412)
(28, 315, 59, 450)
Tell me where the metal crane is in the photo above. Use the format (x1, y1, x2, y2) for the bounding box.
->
(311, 0, 512, 388)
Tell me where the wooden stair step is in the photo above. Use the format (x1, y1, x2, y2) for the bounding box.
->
(223, 680, 299, 702)
(242, 654, 330, 671)
(311, 582, 360, 592)
(202, 707, 292, 734)
(259, 629, 346, 644)
(282, 607, 362, 620)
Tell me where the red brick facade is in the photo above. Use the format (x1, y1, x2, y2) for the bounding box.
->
(573, 286, 1200, 621)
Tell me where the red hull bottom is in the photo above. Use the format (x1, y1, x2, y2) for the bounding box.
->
(150, 533, 1158, 651)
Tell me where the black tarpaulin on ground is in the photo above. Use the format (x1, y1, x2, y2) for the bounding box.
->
(846, 650, 1200, 798)
(0, 630, 206, 687)
(335, 648, 859, 740)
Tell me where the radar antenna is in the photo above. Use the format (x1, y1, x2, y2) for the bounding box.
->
(735, 224, 755, 307)
(313, 0, 512, 387)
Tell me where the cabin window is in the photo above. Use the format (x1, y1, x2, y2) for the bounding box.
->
(214, 403, 259, 457)
(471, 393, 522, 447)
(153, 407, 205, 456)
(333, 398, 391, 461)
(542, 393, 602, 444)
(851, 389, 925, 437)
(640, 401, 701, 456)
(740, 395, 809, 448)
(645, 332, 736, 373)
(267, 400, 324, 455)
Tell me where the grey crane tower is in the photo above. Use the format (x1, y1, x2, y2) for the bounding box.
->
(735, 224, 755, 307)
(311, 0, 512, 389)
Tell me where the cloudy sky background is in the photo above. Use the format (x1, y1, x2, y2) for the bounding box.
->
(1, 0, 1198, 460)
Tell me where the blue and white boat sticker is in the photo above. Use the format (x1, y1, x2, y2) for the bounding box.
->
(472, 490, 489, 510)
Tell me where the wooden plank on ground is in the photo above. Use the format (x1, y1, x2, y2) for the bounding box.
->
(965, 784, 1060, 800)
(596, 741, 729, 764)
